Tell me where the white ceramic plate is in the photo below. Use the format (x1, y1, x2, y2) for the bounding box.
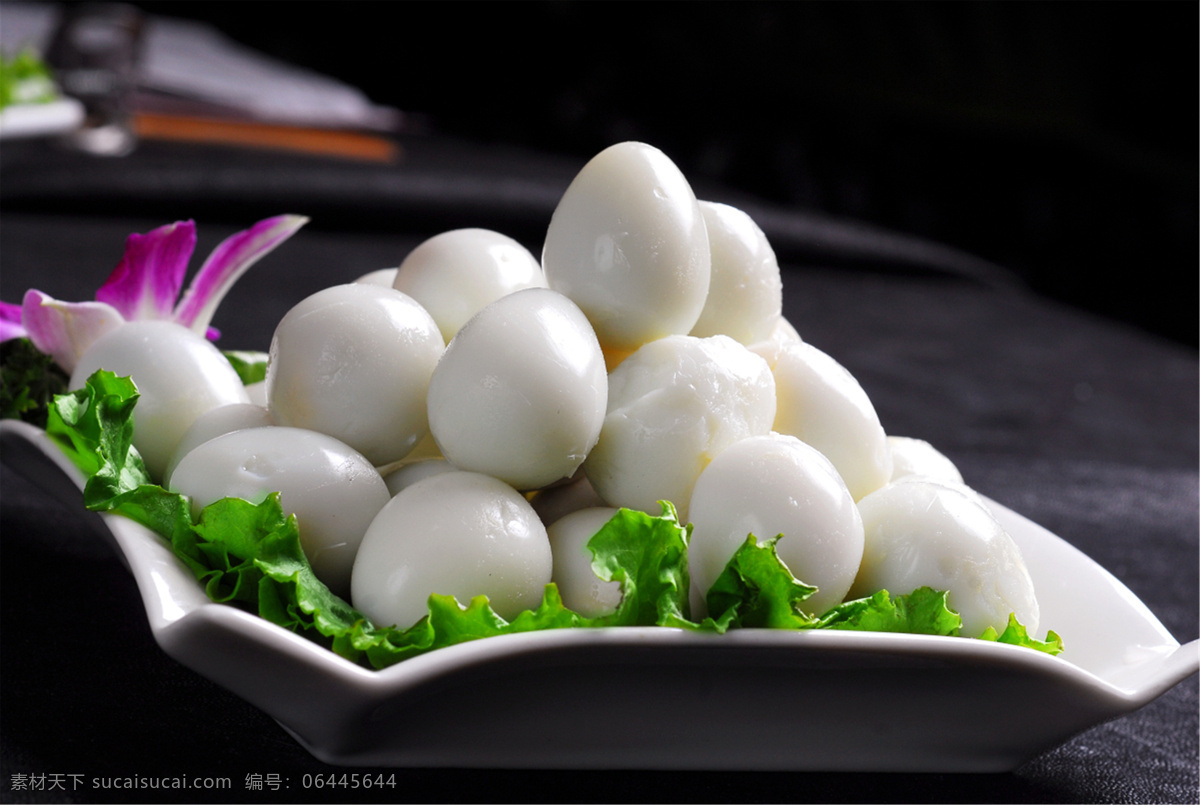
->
(0, 97, 85, 139)
(3, 418, 1196, 772)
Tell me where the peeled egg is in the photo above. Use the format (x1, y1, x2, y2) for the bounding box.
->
(887, 435, 964, 484)
(747, 316, 803, 370)
(69, 320, 251, 481)
(354, 268, 398, 287)
(426, 287, 607, 491)
(542, 141, 710, 353)
(163, 402, 274, 485)
(529, 471, 607, 527)
(378, 431, 444, 469)
(266, 283, 444, 467)
(582, 334, 776, 521)
(244, 380, 268, 407)
(393, 228, 546, 343)
(687, 433, 864, 619)
(547, 507, 624, 618)
(168, 425, 390, 599)
(689, 201, 783, 345)
(351, 470, 553, 629)
(381, 457, 455, 497)
(849, 478, 1040, 637)
(772, 341, 892, 501)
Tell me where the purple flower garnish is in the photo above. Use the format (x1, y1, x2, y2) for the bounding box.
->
(4, 215, 307, 373)
(0, 301, 26, 342)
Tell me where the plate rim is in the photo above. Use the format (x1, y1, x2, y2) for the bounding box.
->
(4, 417, 1197, 770)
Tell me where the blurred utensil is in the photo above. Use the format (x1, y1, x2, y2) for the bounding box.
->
(45, 2, 142, 156)
(131, 111, 401, 163)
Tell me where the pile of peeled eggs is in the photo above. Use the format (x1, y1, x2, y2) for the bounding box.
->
(68, 141, 1041, 638)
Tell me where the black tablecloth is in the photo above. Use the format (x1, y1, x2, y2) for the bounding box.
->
(1, 136, 1196, 803)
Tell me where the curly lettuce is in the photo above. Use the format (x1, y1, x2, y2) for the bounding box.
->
(41, 370, 1062, 669)
(1, 337, 68, 427)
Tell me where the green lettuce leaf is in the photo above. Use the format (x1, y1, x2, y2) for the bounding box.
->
(979, 614, 1064, 655)
(352, 503, 704, 667)
(705, 534, 819, 629)
(41, 370, 705, 667)
(1, 337, 69, 428)
(223, 350, 269, 386)
(816, 587, 962, 636)
(585, 501, 695, 628)
(45, 370, 148, 508)
(706, 535, 968, 638)
(44, 368, 1062, 669)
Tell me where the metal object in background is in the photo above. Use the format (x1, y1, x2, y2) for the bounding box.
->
(46, 2, 143, 156)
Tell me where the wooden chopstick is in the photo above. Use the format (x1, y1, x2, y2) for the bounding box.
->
(132, 112, 401, 163)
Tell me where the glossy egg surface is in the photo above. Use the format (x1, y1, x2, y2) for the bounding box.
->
(689, 201, 783, 345)
(266, 283, 444, 467)
(546, 506, 624, 618)
(583, 333, 776, 521)
(427, 287, 607, 491)
(772, 341, 892, 501)
(542, 141, 710, 353)
(69, 319, 251, 481)
(393, 228, 546, 343)
(887, 435, 965, 484)
(850, 478, 1040, 637)
(351, 470, 553, 629)
(687, 433, 864, 618)
(164, 402, 274, 485)
(168, 425, 390, 599)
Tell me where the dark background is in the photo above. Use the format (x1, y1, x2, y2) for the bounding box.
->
(127, 0, 1198, 348)
(3, 4, 1197, 801)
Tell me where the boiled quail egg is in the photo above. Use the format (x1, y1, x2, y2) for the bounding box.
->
(582, 333, 776, 521)
(542, 141, 710, 353)
(426, 287, 607, 491)
(351, 470, 553, 628)
(546, 506, 623, 618)
(266, 283, 444, 467)
(687, 432, 864, 618)
(772, 341, 892, 501)
(393, 228, 546, 343)
(69, 319, 251, 481)
(849, 477, 1040, 637)
(163, 401, 274, 485)
(168, 425, 390, 599)
(688, 201, 783, 346)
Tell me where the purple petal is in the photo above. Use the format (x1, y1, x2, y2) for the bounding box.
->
(22, 289, 126, 374)
(173, 214, 308, 336)
(0, 301, 27, 341)
(96, 220, 197, 321)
